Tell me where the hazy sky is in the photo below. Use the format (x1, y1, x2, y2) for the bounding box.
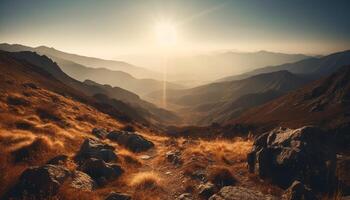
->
(1, 0, 350, 58)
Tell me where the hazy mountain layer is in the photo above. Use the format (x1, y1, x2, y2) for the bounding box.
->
(219, 49, 350, 82)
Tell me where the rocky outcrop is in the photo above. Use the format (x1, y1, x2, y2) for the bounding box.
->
(165, 150, 182, 165)
(247, 126, 336, 192)
(282, 181, 318, 200)
(15, 164, 70, 197)
(107, 131, 154, 152)
(78, 158, 123, 185)
(75, 138, 118, 163)
(209, 186, 277, 200)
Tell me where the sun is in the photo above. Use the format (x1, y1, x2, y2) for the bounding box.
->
(154, 21, 177, 47)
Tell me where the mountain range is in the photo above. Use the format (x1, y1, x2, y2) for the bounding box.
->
(218, 49, 350, 82)
(0, 50, 179, 126)
(0, 43, 185, 97)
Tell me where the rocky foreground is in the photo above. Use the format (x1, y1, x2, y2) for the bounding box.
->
(2, 126, 349, 200)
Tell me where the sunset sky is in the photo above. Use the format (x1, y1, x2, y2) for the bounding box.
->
(1, 0, 350, 59)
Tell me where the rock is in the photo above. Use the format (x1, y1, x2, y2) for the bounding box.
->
(70, 171, 96, 191)
(105, 191, 131, 200)
(78, 158, 123, 184)
(16, 164, 70, 197)
(282, 181, 318, 200)
(75, 138, 118, 163)
(92, 128, 109, 139)
(176, 193, 192, 200)
(247, 126, 336, 192)
(166, 150, 182, 165)
(337, 155, 350, 195)
(209, 186, 277, 200)
(140, 155, 151, 160)
(198, 182, 216, 198)
(107, 130, 154, 152)
(47, 154, 68, 165)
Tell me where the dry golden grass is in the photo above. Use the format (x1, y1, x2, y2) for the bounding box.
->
(129, 171, 163, 190)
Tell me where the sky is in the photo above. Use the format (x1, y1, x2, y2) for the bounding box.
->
(1, 0, 350, 59)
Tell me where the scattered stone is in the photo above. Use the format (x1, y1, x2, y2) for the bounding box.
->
(15, 164, 70, 197)
(92, 128, 108, 139)
(166, 150, 182, 165)
(165, 171, 172, 175)
(140, 155, 151, 160)
(282, 181, 318, 200)
(198, 182, 216, 198)
(78, 158, 123, 184)
(209, 186, 277, 200)
(105, 191, 131, 200)
(70, 170, 96, 191)
(191, 169, 207, 182)
(176, 193, 192, 200)
(107, 130, 154, 152)
(47, 154, 68, 165)
(75, 138, 117, 163)
(247, 126, 336, 192)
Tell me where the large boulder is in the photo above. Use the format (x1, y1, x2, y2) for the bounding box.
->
(15, 164, 70, 197)
(247, 126, 336, 192)
(209, 186, 277, 200)
(107, 131, 154, 152)
(75, 138, 118, 163)
(78, 158, 123, 184)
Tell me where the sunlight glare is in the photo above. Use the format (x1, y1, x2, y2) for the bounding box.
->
(155, 21, 177, 47)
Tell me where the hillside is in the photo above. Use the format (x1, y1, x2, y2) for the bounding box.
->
(219, 49, 350, 82)
(0, 43, 160, 79)
(54, 56, 183, 96)
(0, 50, 179, 126)
(0, 49, 280, 200)
(235, 65, 350, 139)
(149, 70, 309, 125)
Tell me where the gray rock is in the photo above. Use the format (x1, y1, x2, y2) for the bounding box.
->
(75, 138, 118, 163)
(78, 158, 123, 184)
(107, 131, 154, 152)
(105, 191, 131, 200)
(247, 126, 336, 192)
(70, 170, 96, 191)
(176, 193, 192, 200)
(209, 186, 277, 200)
(46, 154, 68, 165)
(16, 164, 70, 197)
(166, 150, 182, 165)
(198, 182, 216, 198)
(92, 128, 108, 139)
(282, 181, 318, 200)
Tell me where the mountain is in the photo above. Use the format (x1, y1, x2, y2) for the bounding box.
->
(234, 65, 350, 135)
(0, 50, 179, 126)
(219, 49, 350, 82)
(0, 43, 160, 79)
(164, 50, 310, 82)
(149, 70, 309, 125)
(53, 56, 184, 96)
